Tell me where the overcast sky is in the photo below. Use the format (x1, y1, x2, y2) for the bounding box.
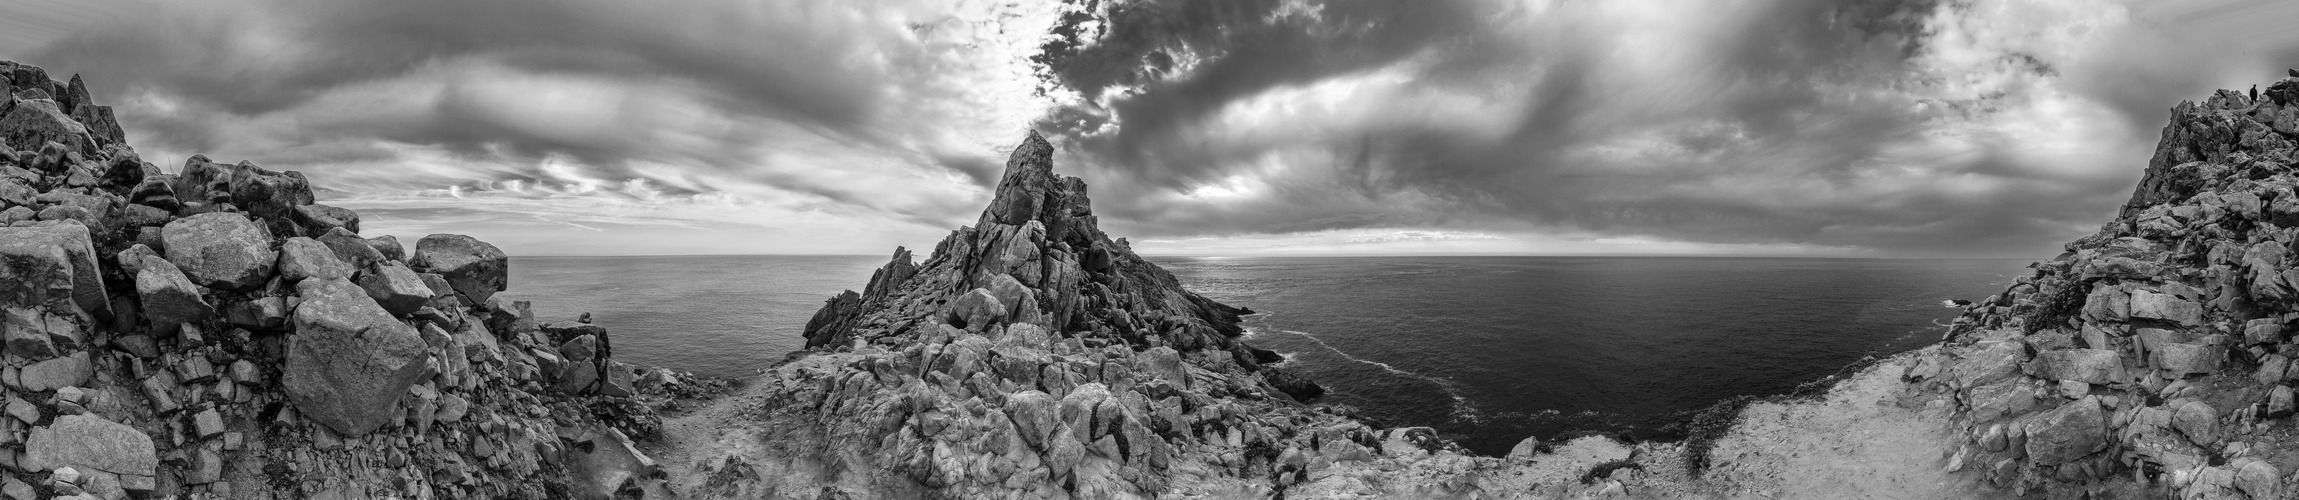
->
(3, 0, 2295, 257)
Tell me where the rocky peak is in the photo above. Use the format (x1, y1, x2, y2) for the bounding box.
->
(1918, 73, 2299, 498)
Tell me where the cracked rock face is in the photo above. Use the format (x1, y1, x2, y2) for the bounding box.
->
(1919, 79, 2299, 497)
(285, 278, 431, 437)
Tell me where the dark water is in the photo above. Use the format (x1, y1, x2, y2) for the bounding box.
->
(502, 255, 2027, 457)
(1154, 256, 2031, 456)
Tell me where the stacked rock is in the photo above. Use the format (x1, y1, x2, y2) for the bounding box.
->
(1915, 78, 2299, 498)
(707, 132, 1500, 499)
(0, 60, 711, 499)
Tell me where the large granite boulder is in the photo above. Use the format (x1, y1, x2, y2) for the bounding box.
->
(133, 255, 212, 328)
(174, 156, 312, 221)
(276, 236, 352, 282)
(409, 234, 507, 303)
(0, 98, 84, 153)
(17, 351, 91, 391)
(22, 414, 157, 479)
(160, 212, 276, 291)
(291, 203, 358, 235)
(2023, 399, 2107, 465)
(357, 262, 433, 315)
(285, 278, 431, 436)
(0, 223, 106, 315)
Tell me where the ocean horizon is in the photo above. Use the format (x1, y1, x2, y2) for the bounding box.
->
(505, 254, 2031, 456)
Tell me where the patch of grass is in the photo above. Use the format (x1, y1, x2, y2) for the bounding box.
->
(1683, 395, 1755, 478)
(1580, 458, 1643, 484)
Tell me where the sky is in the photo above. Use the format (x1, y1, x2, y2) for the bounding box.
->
(2, 0, 2296, 257)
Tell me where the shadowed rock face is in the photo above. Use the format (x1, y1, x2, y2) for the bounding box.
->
(1916, 78, 2299, 498)
(0, 60, 709, 498)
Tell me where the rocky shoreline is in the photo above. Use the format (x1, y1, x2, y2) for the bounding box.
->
(11, 55, 2299, 499)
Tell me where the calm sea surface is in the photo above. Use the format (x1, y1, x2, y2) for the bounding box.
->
(504, 255, 2029, 456)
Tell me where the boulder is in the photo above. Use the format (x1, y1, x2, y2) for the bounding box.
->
(132, 256, 212, 328)
(291, 203, 358, 235)
(1950, 340, 2027, 388)
(357, 263, 433, 315)
(17, 351, 91, 391)
(0, 306, 76, 359)
(284, 278, 431, 436)
(2028, 349, 2124, 386)
(2172, 400, 2219, 446)
(174, 156, 312, 221)
(2022, 399, 2107, 465)
(22, 414, 156, 478)
(2129, 290, 2203, 326)
(276, 237, 352, 282)
(1262, 367, 1325, 402)
(1005, 390, 1060, 450)
(127, 175, 176, 210)
(0, 224, 106, 315)
(316, 227, 382, 268)
(409, 234, 507, 303)
(368, 235, 404, 262)
(2244, 318, 2283, 345)
(946, 288, 1005, 331)
(2154, 343, 2224, 376)
(0, 99, 84, 153)
(160, 212, 277, 291)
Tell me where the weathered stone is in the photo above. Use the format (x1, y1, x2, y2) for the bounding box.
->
(357, 262, 433, 315)
(174, 156, 312, 221)
(573, 426, 658, 499)
(191, 409, 223, 438)
(946, 288, 1005, 331)
(276, 237, 352, 282)
(16, 351, 90, 391)
(2023, 399, 2107, 465)
(558, 335, 597, 362)
(2129, 290, 2203, 326)
(2235, 458, 2281, 500)
(2029, 348, 2124, 386)
(23, 415, 156, 477)
(367, 235, 403, 262)
(2154, 343, 2224, 376)
(409, 234, 507, 303)
(2244, 318, 2283, 345)
(1, 306, 75, 359)
(315, 227, 381, 268)
(1005, 390, 1060, 450)
(0, 99, 84, 153)
(132, 256, 211, 328)
(222, 297, 288, 330)
(2171, 400, 2218, 447)
(290, 203, 358, 235)
(160, 212, 276, 291)
(0, 223, 107, 315)
(284, 278, 430, 436)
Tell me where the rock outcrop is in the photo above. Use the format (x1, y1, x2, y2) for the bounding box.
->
(0, 60, 724, 499)
(1910, 77, 2299, 498)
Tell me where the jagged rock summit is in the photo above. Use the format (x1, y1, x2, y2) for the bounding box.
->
(0, 60, 725, 499)
(1909, 76, 2299, 498)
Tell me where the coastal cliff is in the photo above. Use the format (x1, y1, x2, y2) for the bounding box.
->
(11, 53, 2299, 499)
(0, 60, 720, 499)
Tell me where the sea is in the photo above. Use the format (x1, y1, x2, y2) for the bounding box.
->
(497, 255, 2032, 457)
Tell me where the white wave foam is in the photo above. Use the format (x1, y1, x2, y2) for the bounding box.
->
(1279, 329, 1484, 424)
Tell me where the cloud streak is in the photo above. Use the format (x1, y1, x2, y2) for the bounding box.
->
(1032, 0, 2285, 256)
(1, 0, 2291, 256)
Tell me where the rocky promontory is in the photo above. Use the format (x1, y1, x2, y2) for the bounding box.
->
(20, 52, 2299, 499)
(0, 60, 724, 499)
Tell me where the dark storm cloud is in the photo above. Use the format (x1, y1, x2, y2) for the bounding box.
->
(14, 0, 1039, 234)
(1031, 0, 2245, 255)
